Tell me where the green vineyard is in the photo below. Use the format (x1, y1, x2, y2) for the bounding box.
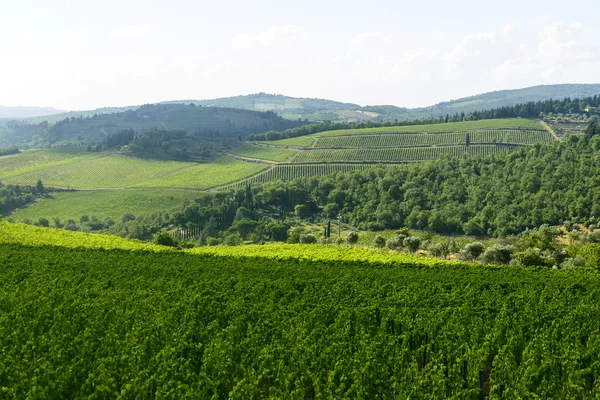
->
(314, 129, 552, 148)
(1, 222, 600, 398)
(293, 144, 518, 163)
(219, 163, 374, 190)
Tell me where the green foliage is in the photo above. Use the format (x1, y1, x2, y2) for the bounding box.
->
(459, 242, 485, 261)
(299, 233, 317, 244)
(481, 244, 514, 264)
(373, 235, 386, 248)
(152, 230, 177, 247)
(224, 233, 242, 246)
(513, 248, 550, 267)
(2, 222, 600, 397)
(346, 230, 359, 244)
(579, 244, 600, 268)
(403, 236, 421, 253)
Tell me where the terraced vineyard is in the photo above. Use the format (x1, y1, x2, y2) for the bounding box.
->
(258, 136, 315, 147)
(314, 129, 551, 148)
(219, 163, 373, 190)
(229, 143, 297, 161)
(293, 144, 517, 163)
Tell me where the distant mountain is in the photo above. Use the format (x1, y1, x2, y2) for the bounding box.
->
(0, 106, 65, 119)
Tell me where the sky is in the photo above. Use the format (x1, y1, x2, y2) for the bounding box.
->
(1, 0, 599, 110)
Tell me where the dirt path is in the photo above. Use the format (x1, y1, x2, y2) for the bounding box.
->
(539, 120, 559, 141)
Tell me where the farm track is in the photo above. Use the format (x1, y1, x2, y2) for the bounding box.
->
(539, 120, 560, 140)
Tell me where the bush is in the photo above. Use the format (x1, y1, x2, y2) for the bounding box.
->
(207, 237, 221, 246)
(514, 248, 549, 267)
(346, 231, 359, 244)
(224, 234, 242, 246)
(459, 242, 485, 260)
(561, 256, 587, 268)
(36, 218, 50, 228)
(428, 242, 446, 258)
(403, 236, 421, 253)
(299, 233, 317, 244)
(152, 231, 177, 247)
(336, 237, 345, 245)
(373, 235, 387, 248)
(481, 244, 514, 264)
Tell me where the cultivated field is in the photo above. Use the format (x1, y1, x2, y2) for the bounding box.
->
(292, 144, 517, 163)
(229, 143, 297, 161)
(10, 189, 201, 222)
(1, 222, 599, 398)
(0, 150, 266, 190)
(134, 156, 268, 189)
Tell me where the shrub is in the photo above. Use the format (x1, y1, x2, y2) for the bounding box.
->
(481, 244, 514, 264)
(428, 242, 446, 258)
(346, 231, 359, 244)
(207, 237, 221, 246)
(373, 235, 387, 248)
(224, 234, 242, 246)
(403, 236, 421, 253)
(514, 248, 549, 267)
(152, 231, 177, 247)
(299, 233, 317, 244)
(459, 242, 485, 260)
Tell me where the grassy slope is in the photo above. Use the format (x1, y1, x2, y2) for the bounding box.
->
(0, 148, 91, 176)
(1, 154, 196, 188)
(135, 157, 268, 189)
(10, 189, 201, 222)
(1, 149, 266, 190)
(229, 144, 297, 162)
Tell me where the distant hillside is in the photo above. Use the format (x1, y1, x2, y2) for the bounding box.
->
(3, 83, 600, 132)
(0, 106, 65, 119)
(165, 84, 600, 122)
(0, 103, 300, 149)
(164, 93, 361, 112)
(417, 84, 600, 117)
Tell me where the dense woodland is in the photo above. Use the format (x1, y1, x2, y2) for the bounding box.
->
(250, 95, 600, 141)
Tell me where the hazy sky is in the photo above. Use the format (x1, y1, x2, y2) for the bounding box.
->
(2, 0, 599, 110)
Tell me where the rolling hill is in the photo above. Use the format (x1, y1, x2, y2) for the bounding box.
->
(3, 84, 598, 129)
(0, 103, 300, 149)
